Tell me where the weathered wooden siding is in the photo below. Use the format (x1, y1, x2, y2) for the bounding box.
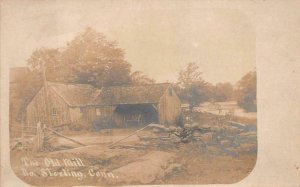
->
(69, 107, 84, 122)
(85, 106, 115, 124)
(158, 87, 181, 125)
(48, 87, 71, 126)
(26, 87, 47, 127)
(26, 85, 71, 127)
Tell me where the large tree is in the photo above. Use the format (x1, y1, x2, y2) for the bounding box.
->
(27, 27, 132, 87)
(236, 71, 257, 112)
(177, 62, 212, 110)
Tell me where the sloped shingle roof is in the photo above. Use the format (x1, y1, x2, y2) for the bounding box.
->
(47, 82, 170, 106)
(94, 83, 170, 105)
(49, 82, 100, 106)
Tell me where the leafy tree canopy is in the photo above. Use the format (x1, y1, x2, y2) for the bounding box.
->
(177, 62, 212, 109)
(236, 71, 257, 112)
(27, 27, 132, 87)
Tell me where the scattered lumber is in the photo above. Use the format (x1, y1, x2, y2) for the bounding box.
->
(147, 124, 169, 131)
(225, 120, 247, 127)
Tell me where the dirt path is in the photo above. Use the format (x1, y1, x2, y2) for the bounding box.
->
(112, 151, 174, 184)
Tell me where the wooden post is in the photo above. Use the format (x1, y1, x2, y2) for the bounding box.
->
(21, 113, 25, 149)
(109, 107, 114, 143)
(34, 122, 44, 151)
(124, 116, 127, 128)
(41, 61, 51, 127)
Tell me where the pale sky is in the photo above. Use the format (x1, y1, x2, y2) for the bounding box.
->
(2, 0, 255, 84)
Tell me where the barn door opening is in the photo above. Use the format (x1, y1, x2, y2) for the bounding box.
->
(114, 104, 158, 128)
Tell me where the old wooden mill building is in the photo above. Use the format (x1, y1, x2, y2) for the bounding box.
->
(26, 82, 181, 130)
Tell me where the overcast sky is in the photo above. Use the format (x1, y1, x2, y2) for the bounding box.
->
(2, 0, 255, 84)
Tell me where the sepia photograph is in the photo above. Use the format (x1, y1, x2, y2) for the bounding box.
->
(5, 0, 259, 186)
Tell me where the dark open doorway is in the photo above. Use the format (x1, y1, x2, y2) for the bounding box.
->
(114, 104, 158, 127)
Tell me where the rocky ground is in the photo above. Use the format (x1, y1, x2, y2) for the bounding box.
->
(10, 112, 257, 186)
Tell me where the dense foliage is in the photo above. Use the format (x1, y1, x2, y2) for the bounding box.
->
(176, 63, 213, 110)
(176, 62, 256, 112)
(28, 28, 132, 87)
(236, 71, 257, 112)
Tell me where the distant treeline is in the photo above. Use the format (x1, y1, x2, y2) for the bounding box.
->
(174, 62, 256, 112)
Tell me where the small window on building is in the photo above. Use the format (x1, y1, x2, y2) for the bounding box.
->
(96, 108, 101, 116)
(80, 107, 84, 113)
(52, 108, 58, 116)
